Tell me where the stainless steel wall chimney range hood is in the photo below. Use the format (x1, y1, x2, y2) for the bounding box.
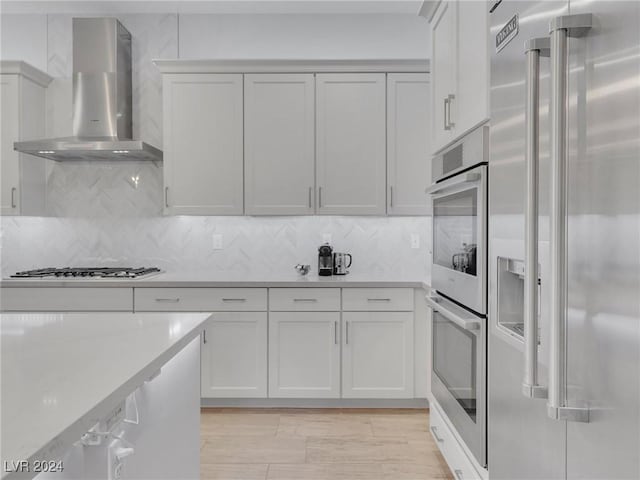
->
(14, 18, 162, 162)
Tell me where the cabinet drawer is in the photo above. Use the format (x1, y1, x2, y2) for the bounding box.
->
(134, 288, 267, 311)
(269, 288, 340, 311)
(342, 288, 413, 311)
(430, 403, 483, 480)
(429, 403, 452, 450)
(0, 287, 133, 311)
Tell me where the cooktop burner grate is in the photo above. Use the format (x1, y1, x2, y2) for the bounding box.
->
(11, 267, 161, 278)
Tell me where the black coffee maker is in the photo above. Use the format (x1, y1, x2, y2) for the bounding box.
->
(318, 244, 334, 276)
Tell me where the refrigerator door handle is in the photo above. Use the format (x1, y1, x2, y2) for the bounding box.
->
(522, 37, 550, 400)
(547, 13, 592, 423)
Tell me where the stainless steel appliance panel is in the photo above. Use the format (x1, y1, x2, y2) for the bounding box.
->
(565, 1, 640, 478)
(488, 0, 568, 478)
(431, 163, 487, 314)
(432, 125, 489, 182)
(428, 293, 486, 466)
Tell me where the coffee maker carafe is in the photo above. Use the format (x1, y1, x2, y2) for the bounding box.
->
(318, 244, 334, 276)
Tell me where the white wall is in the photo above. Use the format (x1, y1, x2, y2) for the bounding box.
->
(0, 14, 48, 70)
(179, 14, 429, 59)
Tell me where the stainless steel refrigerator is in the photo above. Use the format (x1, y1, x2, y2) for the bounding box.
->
(488, 1, 639, 478)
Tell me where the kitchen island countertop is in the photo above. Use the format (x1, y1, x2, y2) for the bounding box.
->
(0, 312, 210, 478)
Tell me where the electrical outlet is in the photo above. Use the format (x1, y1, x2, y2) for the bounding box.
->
(212, 234, 223, 250)
(411, 234, 420, 249)
(322, 233, 332, 244)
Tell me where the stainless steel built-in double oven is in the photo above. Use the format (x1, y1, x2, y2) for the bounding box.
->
(427, 125, 488, 467)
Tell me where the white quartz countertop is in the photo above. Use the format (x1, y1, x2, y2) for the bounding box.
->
(0, 272, 429, 289)
(0, 312, 210, 477)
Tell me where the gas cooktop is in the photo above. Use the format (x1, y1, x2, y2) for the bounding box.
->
(11, 267, 162, 278)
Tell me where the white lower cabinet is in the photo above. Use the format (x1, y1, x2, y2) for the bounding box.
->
(201, 312, 267, 398)
(342, 312, 414, 399)
(268, 311, 341, 398)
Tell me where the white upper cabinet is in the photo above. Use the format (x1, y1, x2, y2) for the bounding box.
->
(315, 73, 386, 215)
(429, 0, 489, 154)
(387, 73, 431, 215)
(163, 73, 244, 215)
(156, 61, 429, 217)
(455, 0, 489, 137)
(0, 62, 51, 216)
(244, 74, 315, 215)
(431, 1, 457, 153)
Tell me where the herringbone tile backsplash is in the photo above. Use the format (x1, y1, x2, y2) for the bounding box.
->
(0, 14, 430, 279)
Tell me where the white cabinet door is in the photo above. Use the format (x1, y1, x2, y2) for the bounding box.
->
(201, 312, 268, 398)
(0, 74, 47, 216)
(431, 1, 457, 153)
(269, 312, 340, 398)
(456, 0, 489, 137)
(387, 73, 431, 215)
(163, 74, 243, 215)
(316, 73, 386, 215)
(342, 312, 414, 398)
(0, 75, 20, 215)
(244, 74, 315, 215)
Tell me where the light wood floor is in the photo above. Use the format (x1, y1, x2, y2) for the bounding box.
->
(200, 408, 453, 480)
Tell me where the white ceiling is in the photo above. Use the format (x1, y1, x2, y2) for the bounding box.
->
(0, 0, 425, 15)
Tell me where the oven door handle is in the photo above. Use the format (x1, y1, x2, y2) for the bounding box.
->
(425, 172, 480, 196)
(425, 295, 481, 331)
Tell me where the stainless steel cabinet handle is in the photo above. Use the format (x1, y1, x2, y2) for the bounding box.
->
(222, 298, 247, 302)
(203, 330, 207, 344)
(165, 186, 169, 208)
(547, 13, 592, 423)
(446, 94, 455, 129)
(334, 321, 338, 345)
(367, 298, 391, 302)
(389, 186, 394, 208)
(308, 186, 313, 208)
(443, 97, 450, 130)
(293, 298, 318, 302)
(345, 321, 349, 345)
(522, 37, 550, 400)
(11, 187, 17, 208)
(430, 426, 444, 443)
(425, 295, 480, 331)
(318, 186, 323, 208)
(454, 469, 464, 480)
(155, 298, 180, 303)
